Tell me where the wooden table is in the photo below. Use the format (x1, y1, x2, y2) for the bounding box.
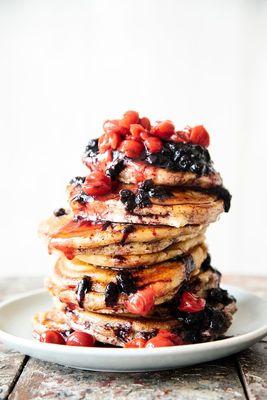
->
(0, 276, 266, 400)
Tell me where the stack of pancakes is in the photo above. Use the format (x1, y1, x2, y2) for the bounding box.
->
(34, 115, 236, 347)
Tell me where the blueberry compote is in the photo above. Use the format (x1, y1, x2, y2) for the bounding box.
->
(84, 139, 214, 177)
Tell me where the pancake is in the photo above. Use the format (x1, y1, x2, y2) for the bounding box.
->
(33, 307, 180, 347)
(82, 138, 223, 188)
(42, 213, 206, 260)
(75, 234, 205, 267)
(68, 182, 224, 228)
(46, 244, 207, 314)
(34, 266, 236, 347)
(40, 212, 206, 248)
(117, 160, 223, 187)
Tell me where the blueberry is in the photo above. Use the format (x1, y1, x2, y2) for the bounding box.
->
(53, 208, 66, 217)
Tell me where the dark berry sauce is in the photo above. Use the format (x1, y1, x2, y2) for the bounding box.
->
(116, 270, 137, 295)
(53, 208, 67, 217)
(114, 325, 133, 342)
(206, 288, 235, 306)
(119, 179, 174, 212)
(84, 139, 214, 177)
(69, 176, 86, 185)
(106, 159, 125, 180)
(120, 224, 135, 245)
(84, 139, 99, 158)
(76, 276, 92, 308)
(105, 282, 120, 307)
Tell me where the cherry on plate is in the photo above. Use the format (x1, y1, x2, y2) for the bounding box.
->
(124, 338, 147, 348)
(66, 331, 96, 347)
(145, 336, 174, 348)
(178, 291, 206, 313)
(40, 330, 66, 345)
(125, 287, 155, 316)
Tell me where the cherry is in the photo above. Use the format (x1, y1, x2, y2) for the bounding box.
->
(124, 338, 147, 348)
(66, 331, 96, 347)
(119, 139, 144, 158)
(129, 124, 146, 140)
(144, 136, 163, 153)
(140, 131, 150, 140)
(178, 291, 206, 313)
(40, 330, 66, 345)
(151, 120, 175, 139)
(119, 111, 139, 129)
(189, 125, 210, 147)
(103, 119, 120, 134)
(108, 132, 122, 149)
(98, 132, 122, 153)
(98, 134, 110, 153)
(145, 336, 174, 348)
(125, 287, 155, 316)
(140, 117, 151, 131)
(82, 170, 111, 196)
(157, 330, 183, 345)
(170, 130, 190, 143)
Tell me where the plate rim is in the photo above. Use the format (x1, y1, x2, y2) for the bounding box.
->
(0, 285, 267, 357)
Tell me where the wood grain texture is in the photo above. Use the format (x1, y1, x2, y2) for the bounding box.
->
(0, 345, 27, 400)
(238, 342, 267, 400)
(8, 356, 245, 400)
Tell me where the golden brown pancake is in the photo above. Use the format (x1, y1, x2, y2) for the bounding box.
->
(68, 184, 224, 228)
(83, 155, 223, 188)
(34, 265, 236, 347)
(46, 244, 207, 314)
(33, 307, 180, 347)
(117, 160, 223, 187)
(75, 234, 205, 267)
(40, 212, 206, 251)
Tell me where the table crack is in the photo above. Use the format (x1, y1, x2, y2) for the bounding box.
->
(235, 355, 252, 400)
(4, 355, 29, 400)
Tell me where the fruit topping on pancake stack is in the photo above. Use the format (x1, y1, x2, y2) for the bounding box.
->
(33, 111, 236, 348)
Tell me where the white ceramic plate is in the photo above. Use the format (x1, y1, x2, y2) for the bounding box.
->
(0, 285, 266, 372)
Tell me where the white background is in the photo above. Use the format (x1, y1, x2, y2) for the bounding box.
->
(0, 0, 266, 277)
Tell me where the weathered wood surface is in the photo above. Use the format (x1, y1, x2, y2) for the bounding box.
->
(238, 342, 267, 400)
(0, 345, 27, 400)
(0, 275, 266, 400)
(9, 356, 245, 400)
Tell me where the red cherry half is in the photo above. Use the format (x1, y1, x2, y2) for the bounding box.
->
(151, 120, 175, 139)
(144, 136, 163, 153)
(119, 139, 144, 159)
(40, 330, 66, 345)
(124, 338, 147, 348)
(125, 287, 155, 316)
(82, 170, 111, 197)
(66, 331, 96, 347)
(178, 291, 206, 313)
(119, 110, 139, 128)
(145, 336, 174, 348)
(189, 125, 210, 147)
